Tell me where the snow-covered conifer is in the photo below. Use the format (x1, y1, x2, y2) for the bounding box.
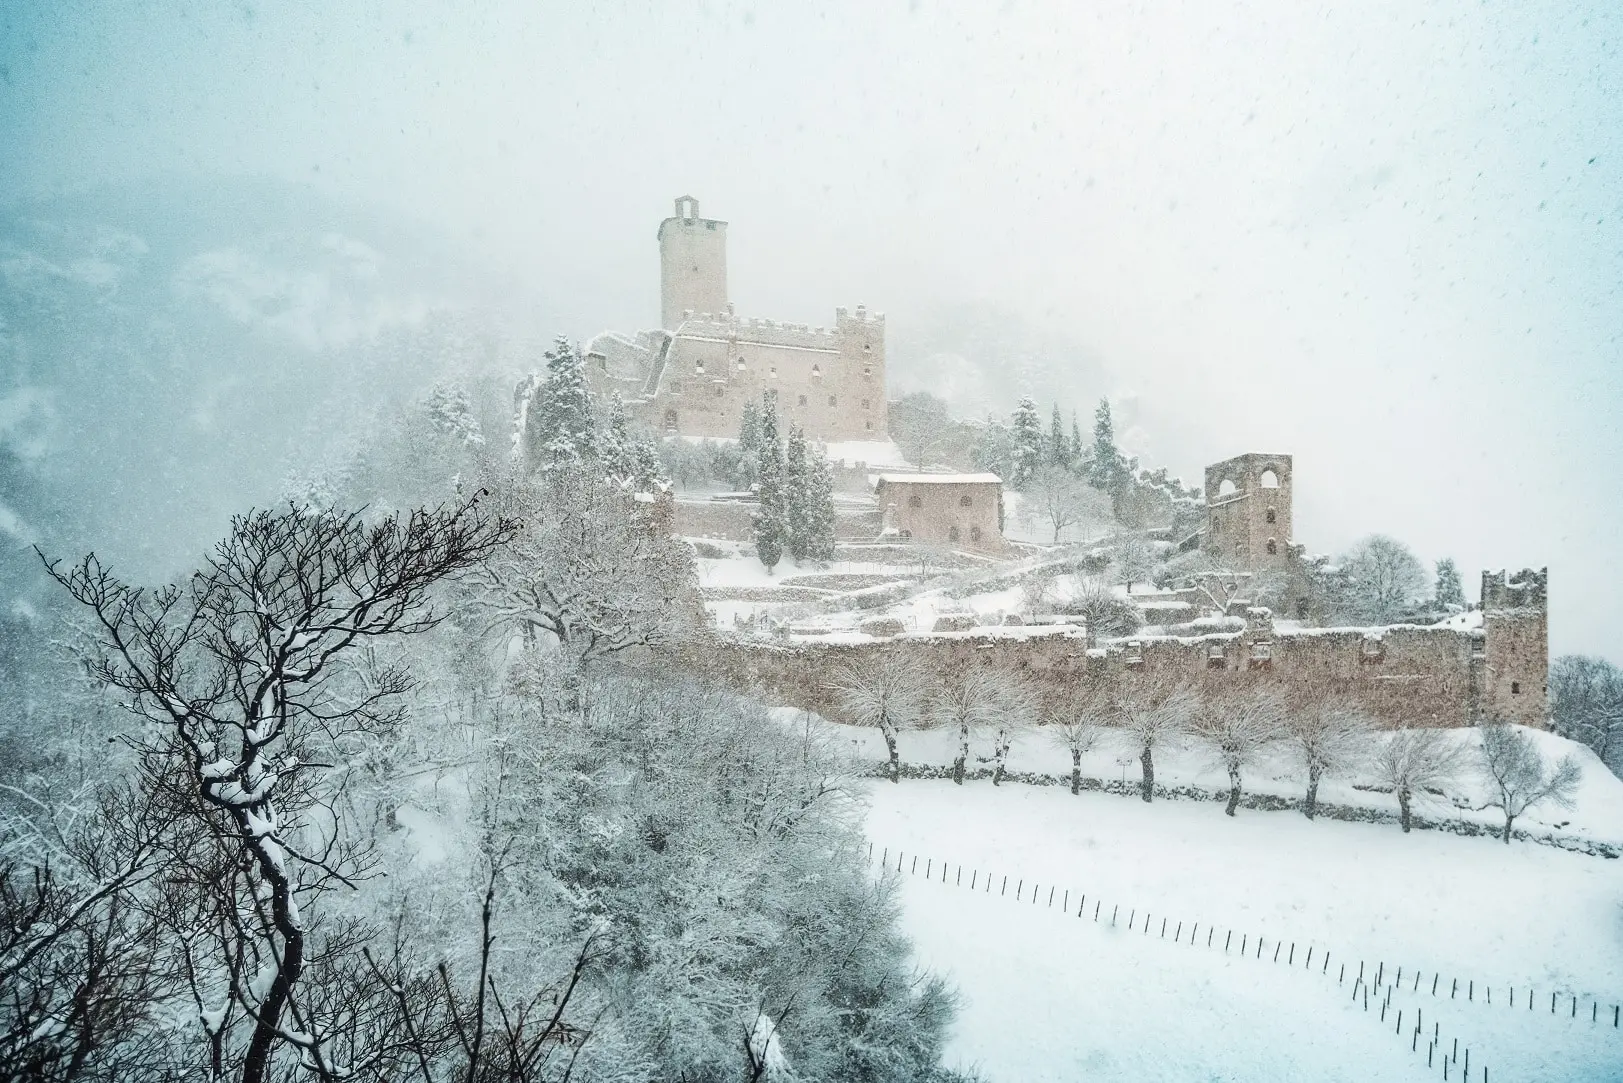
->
(1435, 557, 1466, 609)
(1009, 397, 1045, 489)
(784, 423, 813, 563)
(1047, 403, 1070, 470)
(524, 335, 596, 469)
(753, 396, 787, 573)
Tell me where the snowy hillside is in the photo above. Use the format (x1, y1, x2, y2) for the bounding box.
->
(862, 777, 1623, 1082)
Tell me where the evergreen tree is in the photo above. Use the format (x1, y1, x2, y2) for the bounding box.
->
(753, 395, 788, 573)
(1088, 398, 1128, 495)
(1009, 397, 1045, 489)
(525, 335, 595, 469)
(804, 451, 838, 562)
(1435, 557, 1466, 608)
(600, 393, 637, 481)
(784, 423, 813, 563)
(972, 415, 1015, 480)
(735, 398, 763, 490)
(1070, 411, 1086, 472)
(1047, 403, 1070, 470)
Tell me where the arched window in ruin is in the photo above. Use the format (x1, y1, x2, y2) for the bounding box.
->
(1218, 479, 1238, 497)
(1266, 538, 1278, 555)
(970, 526, 982, 542)
(736, 357, 746, 370)
(949, 526, 961, 543)
(960, 494, 973, 507)
(908, 494, 922, 509)
(811, 364, 822, 378)
(1266, 507, 1277, 524)
(1260, 468, 1280, 488)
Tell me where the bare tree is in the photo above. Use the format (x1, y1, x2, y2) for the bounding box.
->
(1373, 727, 1465, 832)
(1043, 682, 1108, 795)
(1172, 553, 1286, 615)
(467, 463, 700, 664)
(1021, 465, 1101, 543)
(1113, 535, 1158, 594)
(1477, 724, 1582, 843)
(933, 667, 1018, 786)
(42, 498, 512, 1083)
(831, 655, 924, 783)
(1339, 534, 1428, 624)
(988, 680, 1038, 786)
(1550, 655, 1623, 778)
(1111, 675, 1196, 803)
(1281, 696, 1375, 819)
(1188, 685, 1286, 816)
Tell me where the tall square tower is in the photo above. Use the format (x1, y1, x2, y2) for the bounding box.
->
(1203, 453, 1293, 568)
(658, 196, 729, 330)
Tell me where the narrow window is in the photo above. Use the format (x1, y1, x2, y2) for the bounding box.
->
(1266, 507, 1277, 524)
(811, 364, 822, 378)
(865, 421, 873, 430)
(828, 395, 837, 407)
(970, 526, 982, 542)
(770, 366, 778, 379)
(695, 361, 705, 374)
(1266, 539, 1278, 556)
(1512, 681, 1521, 694)
(863, 365, 873, 377)
(736, 357, 746, 370)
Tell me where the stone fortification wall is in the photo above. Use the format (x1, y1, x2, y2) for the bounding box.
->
(693, 616, 1522, 731)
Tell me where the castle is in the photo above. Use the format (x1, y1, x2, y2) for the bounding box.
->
(585, 196, 888, 443)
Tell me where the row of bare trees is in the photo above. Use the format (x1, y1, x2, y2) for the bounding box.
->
(831, 660, 1581, 839)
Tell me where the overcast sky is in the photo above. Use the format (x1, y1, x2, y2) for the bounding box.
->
(3, 0, 1620, 661)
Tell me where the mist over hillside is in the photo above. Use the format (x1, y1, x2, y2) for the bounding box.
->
(0, 175, 528, 605)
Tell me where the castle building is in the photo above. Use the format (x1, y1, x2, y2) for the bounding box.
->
(586, 197, 888, 443)
(875, 473, 1004, 550)
(1203, 453, 1293, 567)
(1479, 568, 1549, 728)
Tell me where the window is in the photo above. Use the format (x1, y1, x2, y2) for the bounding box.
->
(865, 421, 873, 430)
(959, 494, 973, 507)
(908, 495, 922, 508)
(797, 395, 807, 406)
(695, 361, 705, 374)
(1260, 469, 1280, 488)
(828, 395, 837, 407)
(663, 409, 678, 431)
(1217, 479, 1238, 497)
(863, 365, 873, 377)
(949, 526, 961, 543)
(736, 357, 746, 370)
(1265, 507, 1277, 524)
(1512, 681, 1521, 695)
(1266, 539, 1278, 556)
(770, 366, 778, 379)
(970, 526, 981, 542)
(811, 364, 822, 378)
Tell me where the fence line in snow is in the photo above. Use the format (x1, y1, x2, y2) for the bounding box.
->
(869, 841, 1622, 1081)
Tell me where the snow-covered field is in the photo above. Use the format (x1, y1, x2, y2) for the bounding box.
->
(863, 780, 1623, 1082)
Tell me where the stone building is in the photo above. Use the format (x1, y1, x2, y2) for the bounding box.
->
(585, 197, 887, 443)
(1479, 568, 1549, 728)
(1203, 453, 1293, 567)
(874, 473, 1004, 550)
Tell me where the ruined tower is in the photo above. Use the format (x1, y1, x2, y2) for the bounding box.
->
(1478, 568, 1549, 729)
(658, 196, 728, 330)
(1203, 453, 1293, 568)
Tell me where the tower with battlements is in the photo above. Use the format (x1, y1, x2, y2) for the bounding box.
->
(659, 196, 729, 331)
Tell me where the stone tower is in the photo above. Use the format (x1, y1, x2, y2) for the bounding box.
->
(658, 196, 728, 330)
(1203, 453, 1292, 568)
(1478, 568, 1549, 729)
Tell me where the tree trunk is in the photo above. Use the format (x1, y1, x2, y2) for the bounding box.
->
(1140, 746, 1155, 803)
(1305, 764, 1321, 820)
(953, 725, 968, 786)
(1225, 765, 1242, 817)
(1502, 812, 1514, 844)
(241, 835, 306, 1083)
(1071, 750, 1082, 795)
(884, 731, 900, 783)
(1398, 787, 1412, 832)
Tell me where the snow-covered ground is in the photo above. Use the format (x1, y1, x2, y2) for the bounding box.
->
(862, 779, 1623, 1082)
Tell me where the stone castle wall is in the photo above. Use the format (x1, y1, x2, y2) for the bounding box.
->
(693, 605, 1545, 731)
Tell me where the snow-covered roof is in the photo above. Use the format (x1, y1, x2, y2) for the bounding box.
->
(874, 472, 1002, 486)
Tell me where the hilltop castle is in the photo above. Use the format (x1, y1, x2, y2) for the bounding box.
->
(585, 196, 887, 443)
